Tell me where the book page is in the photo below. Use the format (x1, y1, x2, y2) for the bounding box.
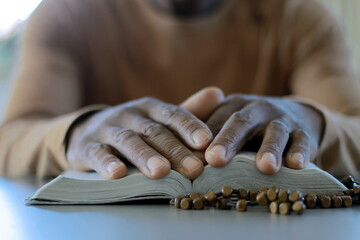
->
(27, 167, 191, 204)
(193, 152, 346, 194)
(62, 167, 141, 180)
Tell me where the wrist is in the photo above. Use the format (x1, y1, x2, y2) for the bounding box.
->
(297, 102, 325, 146)
(65, 110, 102, 153)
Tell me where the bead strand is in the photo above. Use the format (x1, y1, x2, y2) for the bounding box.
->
(171, 175, 360, 215)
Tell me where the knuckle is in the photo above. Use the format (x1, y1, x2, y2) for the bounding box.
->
(295, 130, 318, 153)
(290, 143, 308, 152)
(162, 142, 188, 163)
(116, 138, 155, 163)
(179, 118, 202, 135)
(131, 146, 156, 162)
(166, 145, 184, 158)
(231, 111, 253, 126)
(215, 129, 238, 146)
(142, 122, 165, 138)
(294, 129, 311, 140)
(112, 127, 137, 144)
(160, 104, 180, 119)
(269, 119, 290, 134)
(262, 142, 281, 154)
(85, 143, 108, 159)
(291, 140, 309, 152)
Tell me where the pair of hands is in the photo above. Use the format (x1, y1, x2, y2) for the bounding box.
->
(66, 87, 324, 180)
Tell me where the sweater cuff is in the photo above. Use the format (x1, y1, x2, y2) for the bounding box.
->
(40, 104, 108, 177)
(284, 96, 338, 170)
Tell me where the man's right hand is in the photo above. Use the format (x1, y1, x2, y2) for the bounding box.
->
(66, 87, 223, 180)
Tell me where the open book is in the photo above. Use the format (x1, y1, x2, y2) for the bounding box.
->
(27, 152, 347, 205)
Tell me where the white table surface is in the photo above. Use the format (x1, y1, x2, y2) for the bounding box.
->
(1, 177, 359, 240)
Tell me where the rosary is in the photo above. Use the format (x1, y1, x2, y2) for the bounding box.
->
(171, 175, 360, 215)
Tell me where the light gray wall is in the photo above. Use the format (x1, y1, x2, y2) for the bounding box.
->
(326, 0, 360, 74)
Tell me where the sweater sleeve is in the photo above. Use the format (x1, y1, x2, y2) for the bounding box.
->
(0, 0, 106, 178)
(286, 0, 360, 178)
(0, 106, 105, 178)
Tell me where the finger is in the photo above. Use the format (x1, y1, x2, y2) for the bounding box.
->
(256, 119, 290, 175)
(100, 127, 171, 179)
(142, 99, 213, 150)
(205, 109, 261, 167)
(82, 142, 127, 179)
(206, 96, 249, 136)
(180, 86, 225, 121)
(131, 117, 204, 179)
(285, 130, 315, 169)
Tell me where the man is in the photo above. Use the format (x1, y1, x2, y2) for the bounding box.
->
(1, 0, 360, 180)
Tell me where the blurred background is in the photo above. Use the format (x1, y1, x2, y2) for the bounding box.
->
(0, 0, 359, 121)
(0, 0, 42, 121)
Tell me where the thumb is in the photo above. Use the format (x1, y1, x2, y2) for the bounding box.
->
(180, 86, 225, 121)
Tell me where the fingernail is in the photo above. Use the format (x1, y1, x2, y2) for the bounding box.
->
(107, 161, 124, 174)
(147, 157, 168, 174)
(260, 152, 278, 169)
(289, 153, 304, 168)
(207, 145, 227, 161)
(192, 129, 212, 146)
(182, 157, 202, 174)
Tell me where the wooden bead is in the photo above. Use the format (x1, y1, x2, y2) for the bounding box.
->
(221, 186, 233, 198)
(320, 195, 331, 208)
(238, 188, 248, 199)
(236, 199, 247, 212)
(267, 189, 278, 201)
(204, 192, 217, 204)
(269, 201, 280, 214)
(174, 196, 183, 208)
(317, 193, 327, 199)
(189, 193, 201, 199)
(279, 202, 291, 215)
(278, 189, 289, 202)
(180, 198, 192, 210)
(292, 201, 306, 215)
(306, 193, 317, 198)
(249, 190, 259, 202)
(324, 193, 336, 198)
(288, 191, 303, 203)
(256, 192, 269, 206)
(217, 198, 231, 209)
(341, 196, 353, 207)
(305, 195, 317, 209)
(340, 175, 356, 188)
(260, 187, 269, 192)
(331, 196, 343, 208)
(192, 197, 205, 210)
(344, 189, 354, 196)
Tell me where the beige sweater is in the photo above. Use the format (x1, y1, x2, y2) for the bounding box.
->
(1, 0, 360, 178)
